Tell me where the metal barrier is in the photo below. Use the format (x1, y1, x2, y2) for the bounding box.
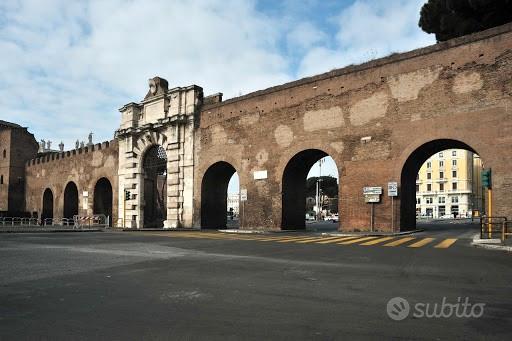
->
(0, 217, 38, 227)
(43, 218, 74, 227)
(73, 215, 110, 229)
(480, 216, 508, 239)
(502, 221, 512, 241)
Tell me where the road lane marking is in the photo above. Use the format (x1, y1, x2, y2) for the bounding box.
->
(407, 238, 435, 248)
(434, 238, 457, 249)
(314, 236, 360, 244)
(294, 236, 341, 244)
(383, 237, 415, 247)
(338, 236, 378, 245)
(359, 236, 395, 246)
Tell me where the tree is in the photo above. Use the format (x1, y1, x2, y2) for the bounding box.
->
(306, 176, 338, 199)
(419, 0, 512, 42)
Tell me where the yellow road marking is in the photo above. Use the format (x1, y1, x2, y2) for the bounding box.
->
(434, 238, 457, 249)
(359, 236, 395, 246)
(314, 236, 360, 244)
(338, 236, 378, 245)
(255, 235, 306, 242)
(294, 236, 339, 244)
(407, 238, 435, 248)
(383, 237, 416, 247)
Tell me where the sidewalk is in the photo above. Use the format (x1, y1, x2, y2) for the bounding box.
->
(471, 233, 512, 252)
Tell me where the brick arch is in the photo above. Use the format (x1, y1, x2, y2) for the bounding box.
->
(279, 147, 341, 230)
(398, 138, 483, 231)
(200, 160, 240, 229)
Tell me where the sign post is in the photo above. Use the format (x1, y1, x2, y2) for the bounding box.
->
(387, 182, 398, 232)
(240, 189, 247, 229)
(363, 187, 382, 232)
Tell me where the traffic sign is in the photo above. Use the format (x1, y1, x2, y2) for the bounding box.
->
(364, 194, 380, 203)
(363, 186, 382, 195)
(240, 189, 248, 201)
(387, 182, 398, 197)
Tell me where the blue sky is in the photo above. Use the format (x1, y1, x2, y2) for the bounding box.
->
(0, 0, 436, 191)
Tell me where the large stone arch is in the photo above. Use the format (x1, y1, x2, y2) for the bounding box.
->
(200, 161, 239, 229)
(63, 181, 79, 220)
(398, 138, 484, 231)
(93, 177, 113, 226)
(41, 188, 54, 224)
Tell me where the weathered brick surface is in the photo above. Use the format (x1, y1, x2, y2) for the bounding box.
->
(25, 141, 119, 223)
(194, 24, 512, 231)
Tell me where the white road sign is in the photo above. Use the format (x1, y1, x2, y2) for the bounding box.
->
(363, 186, 382, 195)
(388, 182, 398, 197)
(240, 189, 248, 201)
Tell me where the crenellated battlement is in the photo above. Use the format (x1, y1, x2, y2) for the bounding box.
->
(26, 140, 117, 167)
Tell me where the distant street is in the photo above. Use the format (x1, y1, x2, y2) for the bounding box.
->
(1, 221, 511, 340)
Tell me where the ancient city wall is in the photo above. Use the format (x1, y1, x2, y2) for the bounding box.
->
(194, 23, 512, 231)
(25, 141, 119, 223)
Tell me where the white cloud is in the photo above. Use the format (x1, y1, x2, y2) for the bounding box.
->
(297, 0, 436, 77)
(0, 0, 291, 147)
(0, 0, 435, 149)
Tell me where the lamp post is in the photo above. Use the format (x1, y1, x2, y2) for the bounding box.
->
(316, 158, 325, 220)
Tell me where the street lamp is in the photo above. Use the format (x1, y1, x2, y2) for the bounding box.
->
(316, 158, 325, 220)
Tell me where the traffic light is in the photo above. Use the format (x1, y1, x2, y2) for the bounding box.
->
(124, 190, 131, 201)
(481, 169, 492, 188)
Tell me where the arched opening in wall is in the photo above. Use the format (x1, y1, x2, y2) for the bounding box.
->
(93, 177, 113, 227)
(42, 188, 53, 223)
(282, 150, 339, 231)
(63, 182, 79, 220)
(201, 161, 237, 229)
(401, 139, 484, 232)
(142, 145, 167, 228)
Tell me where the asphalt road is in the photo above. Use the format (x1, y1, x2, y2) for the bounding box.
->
(0, 223, 511, 340)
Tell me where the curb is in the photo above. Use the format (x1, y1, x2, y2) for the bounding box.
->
(471, 233, 512, 252)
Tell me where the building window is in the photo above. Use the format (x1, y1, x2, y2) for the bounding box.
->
(2, 149, 5, 158)
(452, 196, 459, 203)
(0, 175, 3, 184)
(452, 150, 457, 157)
(452, 170, 457, 178)
(439, 160, 444, 167)
(416, 184, 420, 192)
(439, 171, 444, 179)
(427, 161, 432, 168)
(439, 197, 445, 203)
(426, 197, 433, 204)
(427, 184, 432, 191)
(439, 183, 444, 191)
(416, 198, 421, 204)
(439, 152, 443, 157)
(427, 173, 432, 180)
(452, 182, 457, 190)
(452, 159, 457, 166)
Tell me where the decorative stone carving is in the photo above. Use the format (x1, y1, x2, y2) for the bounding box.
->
(145, 77, 169, 100)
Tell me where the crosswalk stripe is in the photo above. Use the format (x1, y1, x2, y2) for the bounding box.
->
(255, 235, 305, 242)
(434, 238, 457, 249)
(314, 236, 359, 244)
(294, 236, 340, 244)
(407, 238, 435, 248)
(338, 236, 378, 245)
(383, 237, 415, 247)
(359, 236, 395, 246)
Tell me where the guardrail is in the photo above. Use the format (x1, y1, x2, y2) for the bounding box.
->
(480, 216, 508, 239)
(0, 217, 38, 226)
